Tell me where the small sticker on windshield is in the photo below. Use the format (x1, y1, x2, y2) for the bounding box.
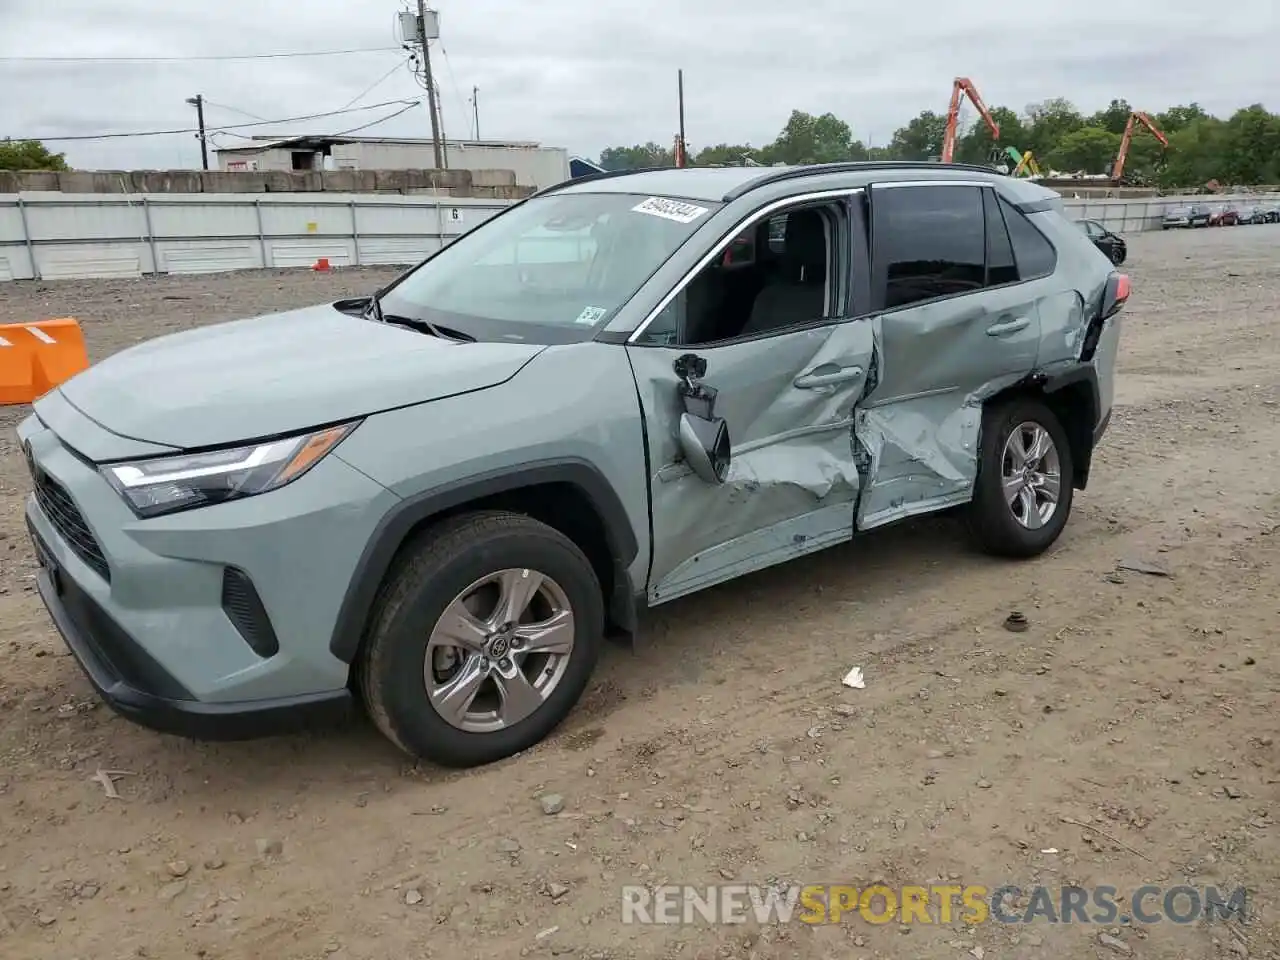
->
(631, 196, 709, 224)
(574, 305, 608, 325)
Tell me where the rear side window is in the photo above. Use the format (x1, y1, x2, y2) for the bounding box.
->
(997, 196, 1056, 280)
(983, 189, 1018, 286)
(873, 185, 986, 308)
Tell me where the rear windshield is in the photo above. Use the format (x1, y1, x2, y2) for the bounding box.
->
(379, 191, 720, 344)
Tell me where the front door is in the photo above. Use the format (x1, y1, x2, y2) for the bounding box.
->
(625, 194, 873, 604)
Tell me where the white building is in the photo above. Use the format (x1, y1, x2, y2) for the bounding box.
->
(215, 135, 570, 191)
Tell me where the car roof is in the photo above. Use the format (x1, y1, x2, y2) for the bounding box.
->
(544, 162, 1058, 205)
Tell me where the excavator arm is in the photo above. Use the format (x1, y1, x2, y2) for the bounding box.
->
(1111, 110, 1169, 181)
(942, 77, 1000, 163)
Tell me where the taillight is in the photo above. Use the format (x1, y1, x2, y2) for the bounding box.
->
(1102, 272, 1130, 318)
(1081, 271, 1129, 362)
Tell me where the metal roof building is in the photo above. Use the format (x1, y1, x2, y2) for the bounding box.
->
(215, 135, 571, 190)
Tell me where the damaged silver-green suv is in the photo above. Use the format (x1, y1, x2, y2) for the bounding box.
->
(19, 162, 1126, 767)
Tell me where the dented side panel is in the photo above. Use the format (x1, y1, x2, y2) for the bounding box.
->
(627, 321, 873, 604)
(853, 278, 1050, 530)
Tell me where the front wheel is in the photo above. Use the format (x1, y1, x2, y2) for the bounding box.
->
(359, 511, 604, 767)
(968, 398, 1074, 558)
(1110, 245, 1126, 265)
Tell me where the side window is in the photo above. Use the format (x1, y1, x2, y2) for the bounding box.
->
(636, 201, 843, 347)
(982, 189, 1018, 287)
(873, 185, 985, 309)
(997, 196, 1056, 280)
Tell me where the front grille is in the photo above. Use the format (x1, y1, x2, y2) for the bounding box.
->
(32, 469, 111, 582)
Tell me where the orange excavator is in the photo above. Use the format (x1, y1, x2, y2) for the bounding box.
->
(941, 77, 1000, 163)
(1110, 110, 1169, 182)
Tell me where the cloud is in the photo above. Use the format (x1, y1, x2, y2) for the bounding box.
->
(1, 0, 1275, 168)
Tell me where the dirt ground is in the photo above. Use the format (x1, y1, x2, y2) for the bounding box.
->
(1, 227, 1279, 960)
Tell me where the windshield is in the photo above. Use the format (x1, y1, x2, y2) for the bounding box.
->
(379, 191, 720, 343)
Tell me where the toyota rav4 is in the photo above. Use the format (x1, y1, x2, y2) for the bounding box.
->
(18, 162, 1127, 767)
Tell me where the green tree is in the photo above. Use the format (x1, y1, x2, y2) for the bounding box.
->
(1155, 103, 1209, 135)
(1024, 98, 1084, 158)
(888, 110, 948, 160)
(1217, 105, 1280, 184)
(0, 138, 69, 171)
(766, 110, 862, 164)
(693, 143, 761, 166)
(598, 143, 674, 171)
(954, 106, 1028, 165)
(1090, 99, 1134, 136)
(1045, 127, 1122, 174)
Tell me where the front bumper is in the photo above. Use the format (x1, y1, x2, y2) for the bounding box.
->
(17, 404, 400, 738)
(29, 514, 352, 739)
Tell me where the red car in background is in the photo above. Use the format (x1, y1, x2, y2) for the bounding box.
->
(1208, 205, 1241, 226)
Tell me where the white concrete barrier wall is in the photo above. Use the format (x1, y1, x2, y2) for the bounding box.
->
(2, 189, 1279, 284)
(0, 193, 510, 283)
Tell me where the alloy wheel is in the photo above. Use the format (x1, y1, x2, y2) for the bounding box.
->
(1001, 422, 1062, 530)
(424, 568, 575, 733)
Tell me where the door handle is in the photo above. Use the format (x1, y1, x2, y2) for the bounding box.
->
(793, 364, 863, 389)
(986, 317, 1031, 336)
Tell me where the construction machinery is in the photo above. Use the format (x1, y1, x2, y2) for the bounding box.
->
(1110, 111, 1169, 182)
(941, 77, 1000, 164)
(1007, 147, 1043, 178)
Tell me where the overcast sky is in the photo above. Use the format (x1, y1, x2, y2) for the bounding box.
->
(2, 0, 1276, 170)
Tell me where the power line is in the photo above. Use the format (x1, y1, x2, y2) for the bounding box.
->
(210, 101, 423, 154)
(14, 99, 420, 143)
(0, 46, 401, 63)
(438, 45, 473, 140)
(201, 100, 271, 123)
(339, 58, 410, 111)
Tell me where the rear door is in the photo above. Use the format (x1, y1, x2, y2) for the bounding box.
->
(854, 181, 1047, 529)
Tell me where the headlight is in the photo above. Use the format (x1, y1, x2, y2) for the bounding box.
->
(102, 422, 358, 518)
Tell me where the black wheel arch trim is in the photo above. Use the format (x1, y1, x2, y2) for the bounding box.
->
(1035, 364, 1103, 489)
(329, 458, 641, 664)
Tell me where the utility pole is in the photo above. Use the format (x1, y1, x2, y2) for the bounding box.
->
(472, 86, 480, 140)
(186, 94, 208, 170)
(675, 70, 687, 167)
(416, 0, 444, 168)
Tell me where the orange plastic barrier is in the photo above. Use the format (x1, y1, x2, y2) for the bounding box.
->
(0, 317, 90, 405)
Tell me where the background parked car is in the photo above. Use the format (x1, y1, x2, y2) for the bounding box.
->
(1077, 219, 1127, 264)
(1208, 205, 1240, 227)
(1162, 205, 1211, 229)
(1239, 207, 1268, 225)
(1264, 206, 1280, 224)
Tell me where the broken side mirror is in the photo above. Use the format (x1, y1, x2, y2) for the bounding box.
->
(674, 353, 731, 485)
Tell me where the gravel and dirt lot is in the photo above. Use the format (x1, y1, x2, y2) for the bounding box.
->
(1, 227, 1279, 960)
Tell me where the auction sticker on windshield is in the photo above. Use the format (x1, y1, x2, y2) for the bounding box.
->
(632, 197, 709, 224)
(574, 305, 609, 325)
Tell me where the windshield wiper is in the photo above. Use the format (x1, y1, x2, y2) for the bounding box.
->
(366, 292, 473, 342)
(382, 313, 475, 343)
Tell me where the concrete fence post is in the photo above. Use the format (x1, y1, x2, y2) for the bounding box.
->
(16, 196, 38, 281)
(254, 200, 269, 268)
(142, 197, 160, 274)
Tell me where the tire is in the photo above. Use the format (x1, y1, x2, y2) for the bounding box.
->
(1110, 246, 1126, 265)
(967, 398, 1075, 559)
(359, 510, 604, 768)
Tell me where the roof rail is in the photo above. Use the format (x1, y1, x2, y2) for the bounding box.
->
(533, 165, 676, 198)
(721, 161, 1002, 201)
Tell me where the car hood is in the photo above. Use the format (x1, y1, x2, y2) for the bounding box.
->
(52, 303, 545, 450)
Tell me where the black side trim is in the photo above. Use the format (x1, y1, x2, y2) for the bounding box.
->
(1040, 365, 1103, 489)
(328, 458, 641, 663)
